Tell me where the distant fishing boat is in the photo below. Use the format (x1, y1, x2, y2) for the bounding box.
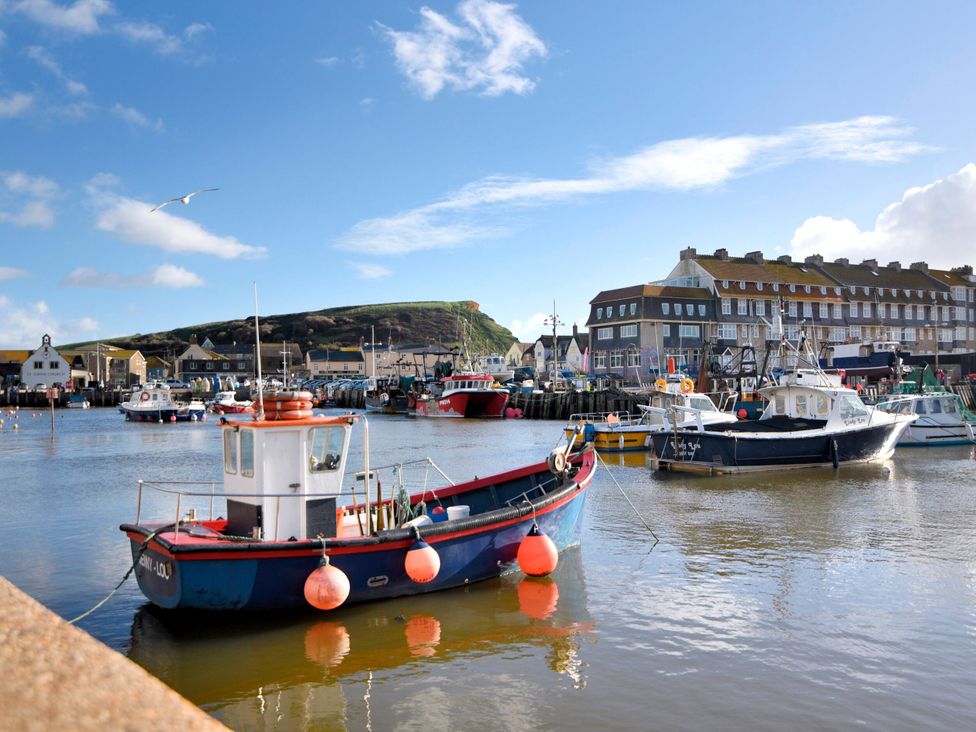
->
(120, 394, 595, 611)
(66, 394, 90, 409)
(119, 383, 207, 423)
(209, 391, 254, 415)
(410, 372, 509, 418)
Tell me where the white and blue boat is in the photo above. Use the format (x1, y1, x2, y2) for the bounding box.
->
(874, 393, 976, 446)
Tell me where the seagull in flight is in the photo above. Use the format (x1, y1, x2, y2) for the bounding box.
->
(150, 188, 219, 212)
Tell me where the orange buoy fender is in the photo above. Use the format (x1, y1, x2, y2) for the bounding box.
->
(265, 409, 315, 420)
(404, 538, 441, 583)
(304, 555, 350, 610)
(517, 523, 558, 577)
(263, 399, 313, 411)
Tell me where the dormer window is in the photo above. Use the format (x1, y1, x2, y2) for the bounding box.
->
(820, 286, 826, 294)
(596, 307, 603, 319)
(804, 285, 811, 293)
(772, 283, 779, 292)
(930, 291, 936, 300)
(834, 287, 841, 295)
(757, 282, 764, 291)
(917, 290, 923, 298)
(722, 279, 729, 289)
(739, 281, 746, 290)
(862, 287, 870, 295)
(849, 285, 856, 294)
(661, 303, 670, 315)
(789, 284, 796, 292)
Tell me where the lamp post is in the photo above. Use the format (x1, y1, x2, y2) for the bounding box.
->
(542, 301, 564, 381)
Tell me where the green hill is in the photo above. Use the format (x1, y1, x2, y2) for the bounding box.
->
(81, 301, 517, 358)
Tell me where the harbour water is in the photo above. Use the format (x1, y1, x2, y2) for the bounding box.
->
(2, 408, 975, 730)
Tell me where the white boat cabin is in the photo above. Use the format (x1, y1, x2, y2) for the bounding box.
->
(220, 415, 355, 541)
(759, 371, 870, 426)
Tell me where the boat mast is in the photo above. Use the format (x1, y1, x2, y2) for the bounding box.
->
(253, 283, 265, 420)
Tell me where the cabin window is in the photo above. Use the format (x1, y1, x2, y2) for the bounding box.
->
(309, 426, 344, 472)
(241, 430, 255, 477)
(942, 397, 958, 415)
(223, 430, 238, 474)
(775, 395, 786, 414)
(152, 393, 158, 401)
(815, 394, 830, 417)
(838, 395, 868, 421)
(689, 396, 716, 412)
(913, 400, 927, 415)
(795, 395, 807, 415)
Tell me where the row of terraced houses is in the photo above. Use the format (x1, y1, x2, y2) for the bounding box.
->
(585, 248, 976, 380)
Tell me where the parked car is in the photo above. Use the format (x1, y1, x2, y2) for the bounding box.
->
(34, 383, 47, 391)
(164, 378, 188, 389)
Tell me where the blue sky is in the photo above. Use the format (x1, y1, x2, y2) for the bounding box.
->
(2, 1, 976, 348)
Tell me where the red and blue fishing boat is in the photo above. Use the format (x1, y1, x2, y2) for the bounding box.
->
(120, 391, 595, 611)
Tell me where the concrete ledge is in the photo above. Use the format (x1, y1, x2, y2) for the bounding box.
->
(0, 577, 226, 732)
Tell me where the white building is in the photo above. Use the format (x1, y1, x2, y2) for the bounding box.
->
(20, 335, 71, 389)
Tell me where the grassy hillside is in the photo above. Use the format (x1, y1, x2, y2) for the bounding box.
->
(78, 301, 517, 358)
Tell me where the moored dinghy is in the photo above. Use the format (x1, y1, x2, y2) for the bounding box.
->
(120, 396, 595, 611)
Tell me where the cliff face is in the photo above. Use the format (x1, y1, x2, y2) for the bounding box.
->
(85, 301, 517, 357)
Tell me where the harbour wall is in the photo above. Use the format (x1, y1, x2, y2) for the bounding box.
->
(0, 576, 226, 731)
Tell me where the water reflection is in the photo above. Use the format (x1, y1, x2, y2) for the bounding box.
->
(127, 549, 594, 727)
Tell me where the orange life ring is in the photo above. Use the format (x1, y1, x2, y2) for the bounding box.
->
(680, 378, 694, 394)
(264, 409, 314, 420)
(654, 378, 667, 392)
(263, 400, 312, 411)
(140, 391, 150, 401)
(266, 390, 313, 401)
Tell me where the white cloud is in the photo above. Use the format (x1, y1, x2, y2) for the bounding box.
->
(62, 264, 204, 288)
(0, 171, 58, 228)
(380, 0, 547, 99)
(26, 45, 89, 96)
(11, 0, 114, 35)
(95, 196, 266, 259)
(0, 92, 34, 118)
(338, 116, 928, 255)
(183, 22, 213, 39)
(509, 312, 548, 342)
(315, 56, 339, 67)
(111, 102, 163, 131)
(0, 29, 6, 46)
(0, 266, 29, 280)
(0, 297, 99, 347)
(114, 19, 183, 55)
(790, 163, 976, 268)
(346, 261, 392, 280)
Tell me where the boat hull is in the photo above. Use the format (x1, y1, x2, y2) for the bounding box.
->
(650, 421, 907, 473)
(364, 394, 409, 415)
(897, 421, 976, 446)
(121, 405, 207, 422)
(413, 391, 508, 418)
(123, 451, 594, 611)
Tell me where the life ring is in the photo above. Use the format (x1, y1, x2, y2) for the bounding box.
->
(140, 391, 150, 402)
(263, 400, 312, 411)
(264, 409, 314, 420)
(680, 378, 694, 394)
(654, 378, 667, 392)
(266, 390, 313, 401)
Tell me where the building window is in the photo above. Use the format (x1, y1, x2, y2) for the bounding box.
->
(850, 286, 857, 294)
(903, 327, 916, 342)
(789, 284, 796, 293)
(863, 302, 872, 319)
(955, 306, 967, 320)
(788, 301, 797, 317)
(772, 283, 780, 292)
(849, 301, 859, 318)
(721, 298, 731, 315)
(662, 324, 671, 337)
(593, 352, 606, 369)
(757, 282, 764, 291)
(618, 304, 625, 317)
(739, 281, 746, 290)
(819, 302, 829, 319)
(830, 327, 846, 342)
(698, 304, 706, 316)
(609, 352, 623, 368)
(680, 325, 700, 338)
(620, 325, 638, 338)
(626, 351, 641, 368)
(717, 324, 737, 340)
(755, 300, 766, 316)
(33, 361, 43, 369)
(596, 307, 603, 319)
(741, 324, 749, 338)
(803, 302, 813, 318)
(597, 327, 612, 340)
(904, 304, 913, 320)
(722, 280, 729, 288)
(630, 303, 637, 315)
(49, 361, 59, 369)
(661, 303, 670, 315)
(831, 303, 841, 319)
(849, 325, 861, 340)
(675, 303, 683, 316)
(223, 362, 230, 370)
(804, 285, 811, 293)
(737, 299, 748, 316)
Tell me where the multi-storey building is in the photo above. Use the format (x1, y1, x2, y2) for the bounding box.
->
(585, 248, 976, 382)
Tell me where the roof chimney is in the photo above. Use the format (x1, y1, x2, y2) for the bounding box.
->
(910, 261, 929, 273)
(804, 254, 824, 267)
(834, 257, 849, 266)
(680, 246, 698, 260)
(713, 248, 729, 260)
(744, 250, 764, 264)
(951, 265, 973, 276)
(887, 261, 902, 271)
(776, 255, 792, 264)
(861, 258, 878, 271)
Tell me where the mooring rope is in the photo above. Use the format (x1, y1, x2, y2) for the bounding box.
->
(595, 450, 659, 544)
(67, 527, 166, 624)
